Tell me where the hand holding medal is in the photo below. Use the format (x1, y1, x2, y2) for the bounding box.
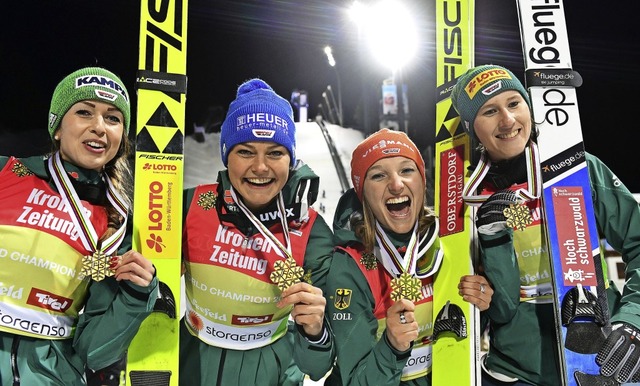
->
(386, 299, 418, 352)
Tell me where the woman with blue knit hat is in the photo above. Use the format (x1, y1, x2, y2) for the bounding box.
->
(179, 78, 335, 385)
(0, 67, 158, 385)
(451, 64, 640, 385)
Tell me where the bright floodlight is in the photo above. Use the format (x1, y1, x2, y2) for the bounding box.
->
(358, 0, 418, 72)
(324, 46, 336, 67)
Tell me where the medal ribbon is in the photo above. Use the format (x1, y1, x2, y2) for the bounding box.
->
(462, 142, 542, 206)
(229, 187, 292, 260)
(414, 220, 444, 278)
(48, 152, 128, 256)
(374, 221, 420, 278)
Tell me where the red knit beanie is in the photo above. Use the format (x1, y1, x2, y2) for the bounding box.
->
(350, 129, 425, 201)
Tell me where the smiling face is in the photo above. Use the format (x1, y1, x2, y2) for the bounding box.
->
(55, 100, 124, 171)
(362, 156, 424, 234)
(473, 90, 532, 162)
(227, 141, 291, 212)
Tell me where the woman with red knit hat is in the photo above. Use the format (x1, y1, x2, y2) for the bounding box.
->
(324, 128, 492, 385)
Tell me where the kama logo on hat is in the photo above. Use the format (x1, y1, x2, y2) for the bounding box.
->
(465, 68, 512, 100)
(75, 75, 128, 102)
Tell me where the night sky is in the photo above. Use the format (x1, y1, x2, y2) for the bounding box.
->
(2, 0, 639, 191)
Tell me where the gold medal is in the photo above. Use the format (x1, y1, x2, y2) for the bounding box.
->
(504, 203, 533, 231)
(80, 250, 114, 282)
(390, 272, 423, 302)
(270, 257, 304, 291)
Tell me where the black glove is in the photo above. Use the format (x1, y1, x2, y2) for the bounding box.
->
(475, 189, 520, 235)
(596, 323, 640, 383)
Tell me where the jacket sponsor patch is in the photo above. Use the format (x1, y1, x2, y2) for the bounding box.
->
(334, 288, 352, 310)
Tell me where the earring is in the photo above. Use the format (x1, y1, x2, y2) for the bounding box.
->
(54, 135, 60, 141)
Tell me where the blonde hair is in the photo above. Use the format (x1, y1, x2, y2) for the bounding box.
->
(51, 133, 133, 242)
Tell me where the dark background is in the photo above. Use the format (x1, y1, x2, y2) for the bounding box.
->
(2, 1, 639, 191)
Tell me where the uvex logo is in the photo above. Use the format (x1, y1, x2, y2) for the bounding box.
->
(28, 288, 73, 312)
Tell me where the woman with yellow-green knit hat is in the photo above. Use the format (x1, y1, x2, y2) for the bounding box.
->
(451, 64, 640, 385)
(0, 67, 158, 386)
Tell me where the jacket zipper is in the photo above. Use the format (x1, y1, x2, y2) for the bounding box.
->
(11, 336, 20, 386)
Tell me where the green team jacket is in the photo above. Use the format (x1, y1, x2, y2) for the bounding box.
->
(0, 155, 158, 386)
(179, 161, 335, 386)
(479, 153, 639, 386)
(324, 189, 432, 386)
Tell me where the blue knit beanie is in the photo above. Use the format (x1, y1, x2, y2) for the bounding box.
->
(451, 64, 530, 136)
(220, 78, 296, 166)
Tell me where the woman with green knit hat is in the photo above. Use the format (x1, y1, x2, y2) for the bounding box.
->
(451, 64, 640, 385)
(0, 67, 158, 385)
(179, 78, 335, 385)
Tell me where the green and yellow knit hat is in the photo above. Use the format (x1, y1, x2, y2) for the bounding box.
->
(48, 67, 130, 138)
(451, 64, 530, 135)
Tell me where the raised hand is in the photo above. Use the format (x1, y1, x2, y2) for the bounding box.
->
(476, 189, 523, 235)
(596, 323, 640, 383)
(278, 282, 326, 339)
(458, 274, 493, 311)
(385, 299, 418, 352)
(110, 250, 156, 287)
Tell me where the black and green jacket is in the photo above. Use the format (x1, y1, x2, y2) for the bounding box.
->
(479, 153, 639, 386)
(0, 155, 158, 386)
(179, 162, 335, 386)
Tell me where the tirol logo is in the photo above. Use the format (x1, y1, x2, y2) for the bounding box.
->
(252, 129, 276, 139)
(382, 148, 401, 155)
(232, 314, 273, 325)
(465, 68, 511, 100)
(94, 89, 118, 103)
(75, 75, 128, 102)
(481, 81, 503, 97)
(28, 288, 73, 313)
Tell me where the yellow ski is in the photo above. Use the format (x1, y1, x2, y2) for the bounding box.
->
(126, 0, 188, 384)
